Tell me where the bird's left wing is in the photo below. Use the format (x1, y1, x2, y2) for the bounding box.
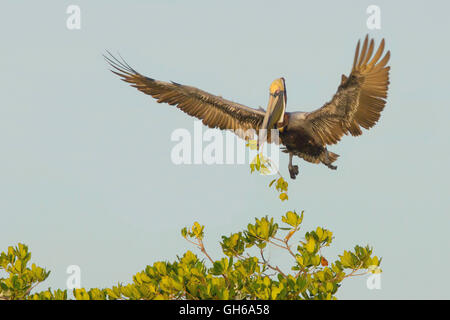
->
(303, 35, 391, 146)
(104, 53, 272, 141)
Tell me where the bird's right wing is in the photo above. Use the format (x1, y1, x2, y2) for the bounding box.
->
(104, 53, 275, 141)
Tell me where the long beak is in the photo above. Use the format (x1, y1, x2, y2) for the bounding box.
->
(258, 92, 286, 149)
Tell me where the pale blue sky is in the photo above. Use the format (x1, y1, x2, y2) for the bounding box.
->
(1, 1, 449, 299)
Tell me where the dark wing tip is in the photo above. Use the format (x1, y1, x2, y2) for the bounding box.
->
(103, 51, 139, 76)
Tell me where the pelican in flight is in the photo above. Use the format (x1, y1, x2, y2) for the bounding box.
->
(105, 35, 390, 179)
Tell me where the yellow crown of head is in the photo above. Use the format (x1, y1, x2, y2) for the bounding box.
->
(269, 78, 285, 94)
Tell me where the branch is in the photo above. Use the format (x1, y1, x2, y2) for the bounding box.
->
(260, 248, 287, 278)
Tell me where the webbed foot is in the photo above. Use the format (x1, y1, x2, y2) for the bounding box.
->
(288, 165, 299, 179)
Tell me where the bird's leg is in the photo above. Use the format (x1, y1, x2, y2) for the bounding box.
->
(288, 152, 299, 179)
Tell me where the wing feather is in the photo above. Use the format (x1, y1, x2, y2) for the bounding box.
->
(104, 52, 268, 141)
(304, 35, 391, 145)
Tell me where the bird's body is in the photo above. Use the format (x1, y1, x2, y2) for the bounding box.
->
(279, 112, 340, 169)
(105, 35, 390, 179)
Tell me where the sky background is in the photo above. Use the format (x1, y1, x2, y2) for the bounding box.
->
(1, 1, 449, 299)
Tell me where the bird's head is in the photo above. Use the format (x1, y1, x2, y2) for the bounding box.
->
(266, 77, 287, 130)
(257, 78, 287, 149)
(269, 78, 287, 100)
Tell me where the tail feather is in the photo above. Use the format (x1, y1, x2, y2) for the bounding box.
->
(327, 151, 339, 163)
(321, 150, 339, 170)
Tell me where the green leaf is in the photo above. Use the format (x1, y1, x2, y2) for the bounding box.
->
(305, 237, 316, 254)
(279, 193, 288, 201)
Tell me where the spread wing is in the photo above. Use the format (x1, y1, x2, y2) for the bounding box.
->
(304, 35, 391, 145)
(104, 53, 272, 141)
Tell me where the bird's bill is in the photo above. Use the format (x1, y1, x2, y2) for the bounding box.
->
(258, 91, 286, 148)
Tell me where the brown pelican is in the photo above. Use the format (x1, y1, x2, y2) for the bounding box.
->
(105, 35, 390, 179)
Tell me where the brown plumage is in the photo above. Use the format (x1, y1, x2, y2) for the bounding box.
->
(303, 36, 390, 145)
(104, 53, 276, 141)
(105, 35, 390, 179)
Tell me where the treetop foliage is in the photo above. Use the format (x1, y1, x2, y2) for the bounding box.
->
(0, 152, 381, 300)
